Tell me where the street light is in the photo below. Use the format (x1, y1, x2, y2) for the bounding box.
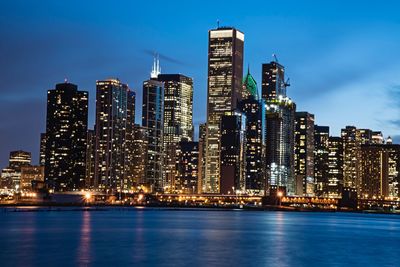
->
(277, 191, 283, 206)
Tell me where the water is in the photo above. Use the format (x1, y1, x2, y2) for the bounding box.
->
(0, 208, 399, 267)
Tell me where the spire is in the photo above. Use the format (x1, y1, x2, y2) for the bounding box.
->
(243, 65, 258, 100)
(150, 53, 161, 79)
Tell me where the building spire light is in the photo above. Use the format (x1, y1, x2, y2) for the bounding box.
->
(150, 53, 161, 79)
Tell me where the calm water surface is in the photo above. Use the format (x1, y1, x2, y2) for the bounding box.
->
(0, 208, 399, 266)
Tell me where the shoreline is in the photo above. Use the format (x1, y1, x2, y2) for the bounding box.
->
(1, 203, 399, 216)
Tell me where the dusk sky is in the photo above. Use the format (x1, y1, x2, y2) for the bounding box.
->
(1, 0, 400, 167)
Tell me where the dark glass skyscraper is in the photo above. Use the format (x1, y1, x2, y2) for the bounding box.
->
(45, 82, 88, 191)
(294, 112, 315, 196)
(142, 60, 164, 192)
(220, 112, 246, 194)
(314, 125, 330, 196)
(175, 141, 199, 194)
(262, 60, 296, 195)
(239, 69, 266, 194)
(205, 27, 244, 193)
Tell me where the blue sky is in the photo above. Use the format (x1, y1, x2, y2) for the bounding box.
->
(1, 0, 400, 166)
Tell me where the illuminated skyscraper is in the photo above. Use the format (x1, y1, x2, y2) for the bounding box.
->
(341, 126, 373, 191)
(142, 59, 164, 192)
(45, 82, 88, 191)
(314, 125, 330, 196)
(294, 112, 315, 196)
(360, 143, 400, 198)
(327, 136, 343, 197)
(205, 26, 244, 193)
(262, 60, 296, 195)
(94, 79, 134, 192)
(158, 74, 193, 191)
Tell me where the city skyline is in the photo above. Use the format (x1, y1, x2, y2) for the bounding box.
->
(1, 0, 400, 167)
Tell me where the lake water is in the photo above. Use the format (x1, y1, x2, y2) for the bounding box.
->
(0, 207, 399, 266)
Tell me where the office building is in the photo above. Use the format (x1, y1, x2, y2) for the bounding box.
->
(205, 26, 244, 193)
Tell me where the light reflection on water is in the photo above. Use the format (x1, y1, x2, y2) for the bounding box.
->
(0, 209, 400, 267)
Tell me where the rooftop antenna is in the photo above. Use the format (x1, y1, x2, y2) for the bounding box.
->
(272, 53, 279, 63)
(217, 19, 220, 28)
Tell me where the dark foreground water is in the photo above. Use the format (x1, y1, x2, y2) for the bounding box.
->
(0, 208, 399, 267)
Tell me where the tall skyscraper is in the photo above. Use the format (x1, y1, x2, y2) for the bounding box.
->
(205, 26, 244, 193)
(220, 112, 246, 194)
(95, 79, 134, 192)
(262, 60, 296, 195)
(45, 82, 88, 191)
(175, 141, 199, 194)
(239, 70, 266, 194)
(314, 125, 330, 196)
(327, 136, 343, 197)
(294, 112, 315, 196)
(158, 74, 193, 191)
(142, 59, 164, 192)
